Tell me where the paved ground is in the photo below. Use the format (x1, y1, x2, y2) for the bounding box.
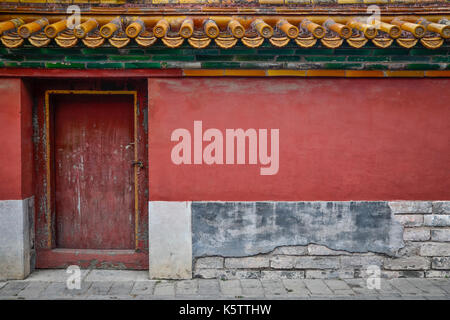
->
(0, 270, 449, 300)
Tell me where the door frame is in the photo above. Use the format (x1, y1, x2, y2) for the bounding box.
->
(35, 84, 149, 269)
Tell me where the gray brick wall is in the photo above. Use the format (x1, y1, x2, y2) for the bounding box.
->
(193, 201, 450, 279)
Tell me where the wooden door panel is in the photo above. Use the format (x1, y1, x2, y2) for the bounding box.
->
(34, 82, 148, 269)
(53, 94, 135, 249)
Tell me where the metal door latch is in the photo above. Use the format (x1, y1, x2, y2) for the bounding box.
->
(132, 160, 144, 168)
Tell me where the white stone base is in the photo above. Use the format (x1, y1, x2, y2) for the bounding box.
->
(149, 201, 192, 279)
(0, 197, 33, 280)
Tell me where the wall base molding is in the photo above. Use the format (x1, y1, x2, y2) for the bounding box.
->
(0, 197, 33, 280)
(148, 200, 450, 279)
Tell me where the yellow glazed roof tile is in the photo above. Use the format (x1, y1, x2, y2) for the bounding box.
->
(0, 14, 448, 49)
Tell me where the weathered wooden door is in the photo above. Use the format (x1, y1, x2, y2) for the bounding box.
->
(35, 87, 148, 269)
(54, 94, 135, 250)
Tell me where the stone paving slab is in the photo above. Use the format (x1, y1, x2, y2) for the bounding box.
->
(108, 281, 134, 296)
(0, 270, 449, 300)
(390, 278, 424, 295)
(17, 281, 50, 299)
(344, 279, 380, 296)
(198, 279, 221, 296)
(42, 282, 67, 297)
(86, 281, 114, 295)
(325, 279, 352, 291)
(406, 278, 447, 295)
(219, 279, 242, 297)
(431, 280, 450, 294)
(25, 269, 91, 282)
(154, 281, 175, 296)
(240, 279, 264, 297)
(281, 279, 309, 297)
(0, 281, 29, 296)
(85, 270, 148, 282)
(131, 281, 156, 295)
(63, 282, 93, 297)
(304, 279, 333, 295)
(176, 280, 198, 296)
(261, 279, 287, 297)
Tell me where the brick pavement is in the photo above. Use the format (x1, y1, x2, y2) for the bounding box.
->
(0, 270, 449, 300)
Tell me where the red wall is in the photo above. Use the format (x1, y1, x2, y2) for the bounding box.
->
(0, 78, 33, 200)
(20, 81, 33, 199)
(148, 78, 450, 201)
